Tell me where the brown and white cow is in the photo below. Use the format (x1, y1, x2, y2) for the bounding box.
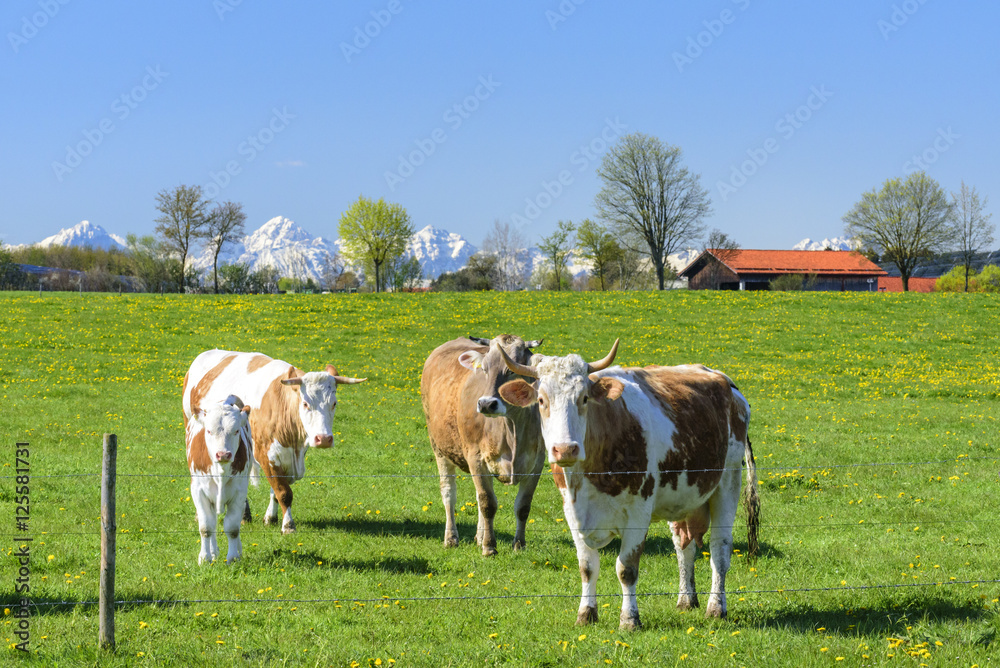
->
(420, 335, 546, 556)
(183, 349, 366, 534)
(498, 340, 760, 629)
(186, 394, 253, 564)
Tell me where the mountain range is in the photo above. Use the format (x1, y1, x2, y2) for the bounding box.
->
(7, 218, 850, 283)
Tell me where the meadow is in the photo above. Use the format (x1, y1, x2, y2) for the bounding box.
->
(1, 290, 998, 667)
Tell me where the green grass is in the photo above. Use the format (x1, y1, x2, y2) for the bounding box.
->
(1, 290, 999, 667)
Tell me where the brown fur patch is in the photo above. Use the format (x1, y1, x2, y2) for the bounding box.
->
(551, 463, 567, 489)
(582, 398, 648, 497)
(247, 354, 272, 374)
(190, 354, 237, 416)
(640, 473, 655, 499)
(618, 541, 645, 587)
(187, 427, 212, 473)
(635, 367, 730, 496)
(231, 425, 250, 474)
(252, 368, 305, 462)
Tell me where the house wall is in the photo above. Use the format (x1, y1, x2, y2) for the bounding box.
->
(687, 263, 739, 290)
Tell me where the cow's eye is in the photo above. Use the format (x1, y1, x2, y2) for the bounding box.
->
(582, 395, 589, 405)
(302, 402, 309, 410)
(538, 396, 546, 407)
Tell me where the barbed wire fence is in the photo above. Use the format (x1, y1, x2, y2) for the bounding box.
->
(7, 435, 999, 651)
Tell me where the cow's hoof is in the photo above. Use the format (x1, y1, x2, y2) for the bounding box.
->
(512, 538, 526, 551)
(619, 614, 642, 631)
(444, 535, 459, 548)
(281, 525, 296, 535)
(481, 543, 498, 557)
(576, 607, 598, 626)
(263, 516, 278, 527)
(705, 602, 727, 619)
(677, 595, 700, 611)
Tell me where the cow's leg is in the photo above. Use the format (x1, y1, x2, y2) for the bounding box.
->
(435, 454, 459, 548)
(511, 462, 542, 551)
(470, 460, 498, 556)
(274, 480, 295, 534)
(264, 488, 281, 526)
(705, 468, 741, 619)
(574, 531, 601, 625)
(224, 484, 248, 564)
(242, 498, 252, 525)
(616, 528, 646, 631)
(673, 524, 699, 611)
(194, 488, 215, 565)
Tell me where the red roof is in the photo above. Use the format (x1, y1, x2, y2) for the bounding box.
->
(683, 249, 887, 277)
(877, 276, 937, 293)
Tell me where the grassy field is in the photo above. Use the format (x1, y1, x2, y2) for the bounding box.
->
(1, 290, 999, 667)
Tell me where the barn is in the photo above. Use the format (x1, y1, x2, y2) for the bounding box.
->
(679, 249, 888, 291)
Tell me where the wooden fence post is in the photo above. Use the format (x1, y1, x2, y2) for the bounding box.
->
(100, 433, 117, 651)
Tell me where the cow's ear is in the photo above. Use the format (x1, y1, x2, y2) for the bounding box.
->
(241, 405, 251, 416)
(590, 377, 624, 402)
(325, 364, 339, 376)
(525, 339, 543, 349)
(499, 379, 537, 407)
(458, 351, 485, 372)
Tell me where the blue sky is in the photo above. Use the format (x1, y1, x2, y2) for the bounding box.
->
(3, 1, 997, 250)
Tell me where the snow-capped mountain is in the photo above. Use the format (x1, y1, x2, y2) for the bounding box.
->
(34, 221, 126, 250)
(793, 237, 857, 251)
(191, 216, 336, 283)
(407, 225, 478, 277)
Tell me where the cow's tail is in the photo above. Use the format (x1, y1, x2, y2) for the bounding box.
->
(729, 381, 760, 561)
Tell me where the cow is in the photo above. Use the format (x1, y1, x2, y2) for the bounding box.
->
(182, 349, 366, 534)
(420, 335, 546, 556)
(497, 339, 760, 630)
(186, 395, 253, 564)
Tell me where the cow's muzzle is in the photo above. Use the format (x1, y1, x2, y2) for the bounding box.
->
(313, 434, 334, 448)
(215, 450, 234, 462)
(551, 443, 580, 465)
(477, 397, 506, 416)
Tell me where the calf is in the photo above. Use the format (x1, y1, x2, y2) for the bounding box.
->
(420, 335, 545, 556)
(499, 340, 760, 629)
(183, 349, 366, 534)
(186, 395, 253, 564)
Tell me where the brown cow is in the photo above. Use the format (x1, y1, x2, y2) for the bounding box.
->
(420, 335, 545, 556)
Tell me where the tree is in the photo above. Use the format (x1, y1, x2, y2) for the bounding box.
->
(951, 181, 994, 292)
(203, 201, 247, 294)
(0, 242, 26, 289)
(154, 185, 211, 291)
(481, 219, 530, 291)
(537, 220, 576, 291)
(387, 255, 423, 291)
(700, 229, 741, 290)
(431, 254, 497, 291)
(319, 252, 346, 291)
(575, 219, 620, 291)
(218, 262, 252, 294)
(338, 195, 414, 293)
(843, 172, 954, 292)
(595, 133, 711, 289)
(126, 234, 175, 292)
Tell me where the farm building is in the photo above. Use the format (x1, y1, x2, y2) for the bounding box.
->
(877, 276, 938, 292)
(680, 249, 888, 291)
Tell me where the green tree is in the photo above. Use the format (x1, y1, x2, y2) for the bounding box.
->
(0, 242, 26, 289)
(843, 172, 954, 292)
(575, 219, 620, 291)
(125, 233, 175, 292)
(154, 185, 211, 291)
(204, 201, 247, 294)
(218, 262, 252, 294)
(338, 195, 414, 293)
(596, 133, 711, 289)
(537, 220, 576, 291)
(431, 254, 496, 292)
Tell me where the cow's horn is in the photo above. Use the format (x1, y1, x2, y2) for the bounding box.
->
(499, 345, 538, 379)
(333, 375, 367, 385)
(586, 339, 620, 373)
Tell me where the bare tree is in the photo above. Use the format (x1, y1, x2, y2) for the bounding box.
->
(596, 133, 711, 289)
(481, 219, 530, 291)
(319, 251, 346, 291)
(701, 229, 741, 290)
(154, 185, 211, 291)
(843, 171, 954, 291)
(204, 201, 247, 294)
(536, 220, 576, 291)
(952, 181, 994, 292)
